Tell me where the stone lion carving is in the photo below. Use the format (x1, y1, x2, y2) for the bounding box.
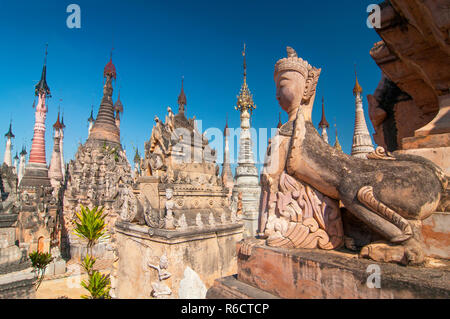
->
(258, 46, 447, 265)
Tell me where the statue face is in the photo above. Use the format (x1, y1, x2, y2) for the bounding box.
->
(275, 71, 305, 114)
(166, 188, 173, 200)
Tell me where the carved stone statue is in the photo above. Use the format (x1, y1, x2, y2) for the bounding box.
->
(258, 47, 447, 265)
(164, 188, 175, 230)
(148, 252, 172, 298)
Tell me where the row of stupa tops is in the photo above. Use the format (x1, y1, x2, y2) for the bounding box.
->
(1, 45, 375, 179)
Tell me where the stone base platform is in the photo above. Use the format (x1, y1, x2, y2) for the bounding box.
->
(208, 242, 450, 299)
(0, 268, 36, 299)
(207, 275, 279, 299)
(114, 221, 243, 299)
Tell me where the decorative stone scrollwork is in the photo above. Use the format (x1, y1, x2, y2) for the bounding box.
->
(367, 146, 395, 160)
(263, 172, 343, 250)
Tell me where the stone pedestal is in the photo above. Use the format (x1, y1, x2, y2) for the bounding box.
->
(0, 214, 36, 299)
(208, 242, 450, 299)
(114, 221, 243, 299)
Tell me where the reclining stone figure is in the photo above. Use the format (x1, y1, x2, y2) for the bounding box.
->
(257, 47, 447, 265)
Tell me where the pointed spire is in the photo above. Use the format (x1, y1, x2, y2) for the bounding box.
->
(134, 148, 141, 164)
(277, 112, 282, 129)
(5, 121, 14, 139)
(114, 90, 124, 114)
(224, 115, 230, 136)
(20, 145, 27, 156)
(235, 44, 255, 112)
(177, 76, 187, 114)
(53, 111, 63, 130)
(318, 97, 329, 129)
(35, 44, 51, 97)
(14, 152, 19, 160)
(61, 113, 66, 129)
(88, 105, 95, 123)
(243, 43, 247, 83)
(334, 123, 343, 152)
(353, 64, 363, 96)
(88, 52, 121, 145)
(104, 47, 117, 80)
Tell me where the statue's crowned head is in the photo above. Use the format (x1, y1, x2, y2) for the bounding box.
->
(274, 47, 321, 122)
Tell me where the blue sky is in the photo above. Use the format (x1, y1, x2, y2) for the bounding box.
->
(0, 0, 382, 171)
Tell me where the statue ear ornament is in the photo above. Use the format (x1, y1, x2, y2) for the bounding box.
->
(301, 67, 321, 105)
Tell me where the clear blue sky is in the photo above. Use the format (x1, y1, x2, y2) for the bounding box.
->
(0, 0, 382, 170)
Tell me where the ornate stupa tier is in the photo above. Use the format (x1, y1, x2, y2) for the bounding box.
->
(87, 57, 121, 147)
(232, 44, 261, 237)
(129, 79, 237, 230)
(20, 47, 51, 189)
(62, 54, 132, 260)
(351, 70, 375, 158)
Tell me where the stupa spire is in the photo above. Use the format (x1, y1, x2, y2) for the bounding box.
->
(232, 44, 261, 237)
(114, 90, 124, 130)
(21, 45, 52, 188)
(87, 52, 121, 146)
(178, 76, 187, 114)
(3, 121, 14, 166)
(28, 45, 50, 166)
(222, 116, 234, 191)
(18, 145, 27, 184)
(49, 112, 63, 187)
(318, 97, 329, 143)
(351, 66, 374, 158)
(334, 123, 343, 152)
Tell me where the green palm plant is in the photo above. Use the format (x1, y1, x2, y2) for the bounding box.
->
(73, 205, 109, 257)
(81, 271, 111, 299)
(29, 251, 54, 290)
(73, 205, 111, 299)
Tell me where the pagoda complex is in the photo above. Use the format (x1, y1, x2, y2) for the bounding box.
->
(62, 54, 133, 260)
(232, 44, 261, 237)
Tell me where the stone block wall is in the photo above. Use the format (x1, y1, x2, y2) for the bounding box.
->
(113, 221, 243, 298)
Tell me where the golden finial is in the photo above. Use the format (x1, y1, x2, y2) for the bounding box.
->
(235, 44, 255, 112)
(334, 122, 342, 152)
(242, 43, 247, 82)
(353, 64, 363, 96)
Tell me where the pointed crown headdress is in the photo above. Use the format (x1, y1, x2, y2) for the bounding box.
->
(274, 46, 322, 103)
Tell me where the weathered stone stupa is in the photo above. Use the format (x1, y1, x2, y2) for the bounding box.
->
(17, 46, 60, 257)
(20, 46, 52, 190)
(232, 44, 261, 237)
(62, 54, 133, 260)
(3, 123, 14, 167)
(112, 79, 243, 299)
(0, 165, 36, 298)
(351, 70, 374, 158)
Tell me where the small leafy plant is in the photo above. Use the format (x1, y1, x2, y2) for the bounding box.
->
(73, 205, 111, 299)
(29, 251, 54, 290)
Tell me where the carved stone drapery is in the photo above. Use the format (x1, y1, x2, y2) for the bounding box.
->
(263, 172, 343, 250)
